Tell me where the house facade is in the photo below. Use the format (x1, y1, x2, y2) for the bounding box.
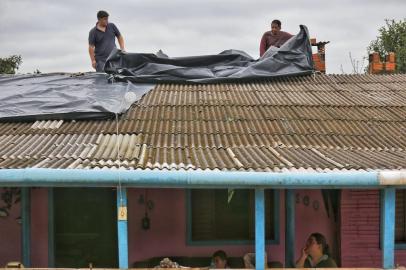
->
(0, 73, 406, 268)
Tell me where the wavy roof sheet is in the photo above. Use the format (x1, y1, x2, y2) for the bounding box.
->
(0, 73, 405, 171)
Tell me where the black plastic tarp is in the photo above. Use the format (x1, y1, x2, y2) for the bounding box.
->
(0, 73, 154, 121)
(104, 25, 314, 83)
(0, 25, 314, 121)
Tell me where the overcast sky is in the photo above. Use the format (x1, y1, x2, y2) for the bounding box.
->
(0, 0, 405, 74)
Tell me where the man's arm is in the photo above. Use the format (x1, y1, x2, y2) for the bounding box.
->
(117, 35, 125, 51)
(88, 29, 97, 70)
(111, 23, 125, 51)
(88, 45, 96, 70)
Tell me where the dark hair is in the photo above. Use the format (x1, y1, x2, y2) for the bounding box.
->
(97, 10, 109, 19)
(212, 250, 227, 261)
(310, 232, 330, 255)
(271, 19, 281, 28)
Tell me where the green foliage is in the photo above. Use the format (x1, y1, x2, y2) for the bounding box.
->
(0, 188, 21, 217)
(367, 19, 406, 73)
(0, 55, 22, 74)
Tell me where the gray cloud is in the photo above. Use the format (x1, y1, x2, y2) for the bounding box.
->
(1, 0, 405, 74)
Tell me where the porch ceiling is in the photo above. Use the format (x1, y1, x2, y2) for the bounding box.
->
(0, 73, 405, 171)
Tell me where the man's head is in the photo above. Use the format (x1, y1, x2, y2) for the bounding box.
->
(212, 250, 227, 269)
(97, 10, 109, 27)
(271, 19, 282, 35)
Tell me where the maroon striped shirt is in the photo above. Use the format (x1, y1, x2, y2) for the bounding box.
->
(259, 30, 293, 56)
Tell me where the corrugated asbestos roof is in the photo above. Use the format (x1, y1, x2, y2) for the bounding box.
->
(0, 73, 405, 171)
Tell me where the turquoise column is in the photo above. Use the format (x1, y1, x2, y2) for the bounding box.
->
(285, 190, 295, 267)
(255, 188, 265, 270)
(117, 188, 128, 268)
(381, 188, 395, 268)
(21, 187, 31, 267)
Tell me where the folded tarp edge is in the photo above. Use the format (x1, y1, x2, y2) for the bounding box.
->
(104, 25, 314, 84)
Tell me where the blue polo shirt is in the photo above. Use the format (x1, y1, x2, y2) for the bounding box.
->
(88, 22, 121, 62)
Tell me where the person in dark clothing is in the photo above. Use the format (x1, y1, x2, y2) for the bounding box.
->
(88, 10, 125, 72)
(259, 19, 293, 56)
(211, 250, 229, 269)
(295, 232, 337, 268)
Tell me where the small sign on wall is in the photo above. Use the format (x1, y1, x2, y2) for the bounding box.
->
(118, 206, 127, 221)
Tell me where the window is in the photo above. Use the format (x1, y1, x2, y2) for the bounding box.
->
(188, 189, 278, 243)
(396, 190, 406, 243)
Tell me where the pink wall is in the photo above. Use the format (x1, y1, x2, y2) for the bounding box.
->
(31, 188, 49, 267)
(294, 190, 337, 264)
(341, 189, 406, 267)
(127, 188, 283, 264)
(0, 188, 21, 267)
(0, 188, 336, 267)
(0, 188, 49, 267)
(127, 189, 336, 267)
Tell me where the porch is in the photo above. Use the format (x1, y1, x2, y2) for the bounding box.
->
(1, 169, 405, 269)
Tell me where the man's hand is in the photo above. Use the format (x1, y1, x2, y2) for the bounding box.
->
(92, 60, 96, 70)
(118, 35, 125, 53)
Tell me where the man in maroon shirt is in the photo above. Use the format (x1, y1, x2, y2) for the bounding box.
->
(259, 19, 293, 57)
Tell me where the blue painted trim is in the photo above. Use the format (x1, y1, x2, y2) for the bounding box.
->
(117, 188, 128, 269)
(21, 187, 31, 267)
(381, 188, 395, 269)
(0, 168, 382, 188)
(187, 239, 272, 246)
(285, 190, 295, 268)
(255, 188, 265, 270)
(186, 190, 280, 245)
(396, 243, 406, 249)
(48, 188, 55, 267)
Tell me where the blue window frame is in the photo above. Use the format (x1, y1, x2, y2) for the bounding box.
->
(186, 189, 279, 245)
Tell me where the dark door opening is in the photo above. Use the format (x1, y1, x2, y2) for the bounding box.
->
(54, 188, 118, 268)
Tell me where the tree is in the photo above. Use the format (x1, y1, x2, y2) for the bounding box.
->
(367, 19, 406, 73)
(0, 55, 22, 74)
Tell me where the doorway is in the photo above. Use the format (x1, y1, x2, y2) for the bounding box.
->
(54, 188, 118, 268)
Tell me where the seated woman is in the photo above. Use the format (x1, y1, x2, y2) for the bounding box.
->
(295, 232, 337, 268)
(212, 250, 229, 269)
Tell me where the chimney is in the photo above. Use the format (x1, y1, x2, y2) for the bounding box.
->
(368, 52, 396, 74)
(311, 38, 330, 73)
(385, 52, 396, 72)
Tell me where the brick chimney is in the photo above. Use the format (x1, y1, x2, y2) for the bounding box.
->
(311, 38, 329, 73)
(368, 52, 396, 74)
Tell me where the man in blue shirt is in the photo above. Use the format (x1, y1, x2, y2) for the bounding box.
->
(88, 10, 125, 72)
